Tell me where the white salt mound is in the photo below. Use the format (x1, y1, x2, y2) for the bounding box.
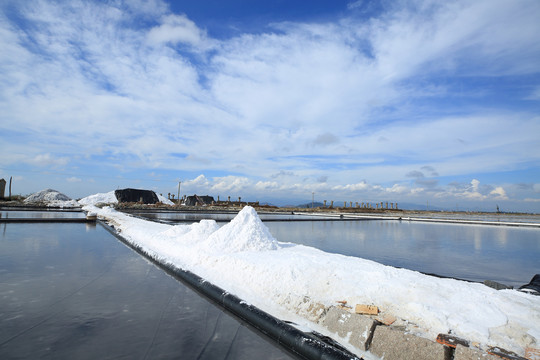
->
(24, 189, 71, 203)
(78, 191, 118, 206)
(203, 206, 279, 253)
(157, 194, 174, 205)
(161, 219, 220, 244)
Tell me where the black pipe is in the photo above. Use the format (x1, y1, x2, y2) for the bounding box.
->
(98, 220, 361, 360)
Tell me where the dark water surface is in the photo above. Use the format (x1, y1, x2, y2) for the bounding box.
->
(265, 220, 540, 287)
(0, 210, 85, 219)
(0, 222, 294, 360)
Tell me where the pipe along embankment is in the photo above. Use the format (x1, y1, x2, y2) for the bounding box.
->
(98, 220, 361, 360)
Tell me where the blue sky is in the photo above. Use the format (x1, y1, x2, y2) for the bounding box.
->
(1, 0, 540, 211)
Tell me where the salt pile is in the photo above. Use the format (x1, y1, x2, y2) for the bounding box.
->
(202, 206, 279, 254)
(25, 188, 71, 202)
(24, 188, 79, 208)
(160, 220, 220, 246)
(78, 191, 118, 206)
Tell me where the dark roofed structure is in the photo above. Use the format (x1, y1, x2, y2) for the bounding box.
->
(115, 188, 160, 204)
(184, 194, 215, 206)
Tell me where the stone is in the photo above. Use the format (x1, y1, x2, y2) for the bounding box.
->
(454, 344, 499, 360)
(369, 325, 446, 360)
(321, 306, 376, 351)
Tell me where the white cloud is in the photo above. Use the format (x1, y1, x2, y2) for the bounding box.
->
(1, 0, 540, 210)
(332, 181, 370, 192)
(254, 181, 279, 190)
(147, 14, 209, 48)
(184, 174, 210, 187)
(210, 176, 251, 193)
(67, 177, 82, 183)
(385, 184, 409, 194)
(490, 186, 508, 200)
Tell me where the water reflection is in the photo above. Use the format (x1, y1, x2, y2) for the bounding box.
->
(0, 210, 85, 219)
(0, 223, 294, 359)
(265, 220, 540, 287)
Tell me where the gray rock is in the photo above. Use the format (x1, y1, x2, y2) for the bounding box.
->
(369, 325, 446, 360)
(321, 306, 376, 350)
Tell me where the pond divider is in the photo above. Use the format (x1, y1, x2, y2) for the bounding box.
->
(98, 220, 362, 360)
(294, 212, 540, 228)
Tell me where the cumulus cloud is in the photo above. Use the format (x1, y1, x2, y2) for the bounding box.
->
(490, 186, 508, 200)
(1, 0, 540, 210)
(332, 181, 370, 192)
(147, 14, 208, 47)
(385, 184, 409, 194)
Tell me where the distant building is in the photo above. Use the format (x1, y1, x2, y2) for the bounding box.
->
(184, 194, 215, 206)
(114, 188, 159, 204)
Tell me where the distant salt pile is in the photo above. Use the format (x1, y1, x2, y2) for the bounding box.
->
(203, 206, 279, 253)
(24, 188, 71, 203)
(24, 189, 79, 208)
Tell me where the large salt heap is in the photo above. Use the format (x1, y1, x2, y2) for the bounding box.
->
(202, 206, 279, 254)
(24, 188, 71, 203)
(24, 189, 79, 207)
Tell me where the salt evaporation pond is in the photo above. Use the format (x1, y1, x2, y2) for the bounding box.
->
(0, 221, 295, 359)
(131, 211, 540, 287)
(265, 220, 540, 287)
(0, 209, 85, 219)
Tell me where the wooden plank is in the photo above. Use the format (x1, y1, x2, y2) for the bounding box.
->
(354, 304, 378, 315)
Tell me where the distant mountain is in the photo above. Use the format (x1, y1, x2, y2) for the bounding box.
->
(259, 201, 278, 207)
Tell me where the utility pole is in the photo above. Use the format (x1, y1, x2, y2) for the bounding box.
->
(177, 181, 181, 204)
(312, 192, 314, 209)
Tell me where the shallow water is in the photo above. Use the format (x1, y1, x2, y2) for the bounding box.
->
(265, 220, 540, 287)
(0, 210, 85, 219)
(0, 222, 294, 359)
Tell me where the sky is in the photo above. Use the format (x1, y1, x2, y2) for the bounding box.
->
(1, 0, 540, 212)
